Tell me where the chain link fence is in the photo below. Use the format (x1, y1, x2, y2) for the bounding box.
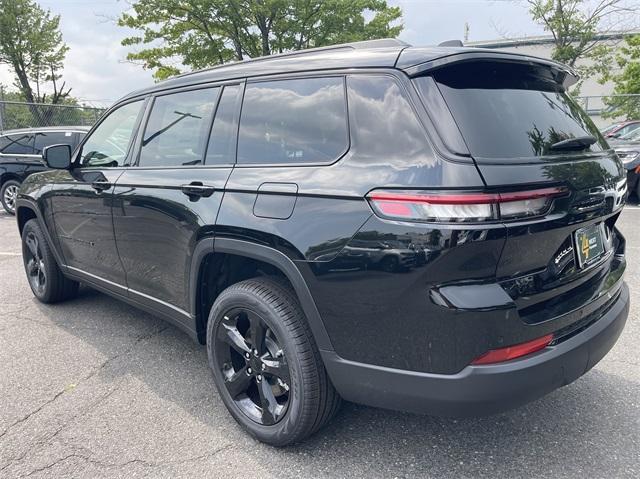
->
(0, 101, 106, 133)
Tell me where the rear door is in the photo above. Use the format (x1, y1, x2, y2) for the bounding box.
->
(112, 83, 242, 319)
(414, 59, 626, 326)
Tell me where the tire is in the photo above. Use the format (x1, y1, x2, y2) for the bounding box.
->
(1, 180, 21, 215)
(206, 277, 340, 446)
(21, 219, 79, 303)
(380, 255, 399, 273)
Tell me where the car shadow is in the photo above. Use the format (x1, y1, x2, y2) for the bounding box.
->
(33, 286, 639, 477)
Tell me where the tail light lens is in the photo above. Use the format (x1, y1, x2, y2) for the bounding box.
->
(367, 187, 568, 223)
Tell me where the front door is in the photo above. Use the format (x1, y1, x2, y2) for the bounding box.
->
(113, 83, 242, 317)
(50, 99, 146, 290)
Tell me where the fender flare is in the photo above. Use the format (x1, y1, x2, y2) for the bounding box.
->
(190, 236, 334, 351)
(15, 198, 67, 270)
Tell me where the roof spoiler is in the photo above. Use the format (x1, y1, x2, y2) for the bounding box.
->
(400, 51, 579, 88)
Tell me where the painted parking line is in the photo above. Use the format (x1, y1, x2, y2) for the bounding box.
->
(0, 252, 21, 256)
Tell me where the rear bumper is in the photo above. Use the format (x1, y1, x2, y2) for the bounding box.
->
(322, 282, 629, 416)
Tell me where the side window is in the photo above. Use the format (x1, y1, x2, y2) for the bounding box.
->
(237, 77, 348, 165)
(619, 124, 639, 136)
(33, 131, 75, 155)
(80, 100, 143, 167)
(139, 87, 219, 167)
(0, 134, 34, 155)
(73, 132, 88, 149)
(205, 84, 241, 165)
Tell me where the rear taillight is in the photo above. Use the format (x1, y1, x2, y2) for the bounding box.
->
(471, 334, 554, 365)
(366, 187, 568, 223)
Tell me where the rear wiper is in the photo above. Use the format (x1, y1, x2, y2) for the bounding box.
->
(549, 136, 597, 151)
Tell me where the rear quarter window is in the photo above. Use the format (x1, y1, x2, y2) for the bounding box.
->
(347, 75, 433, 165)
(0, 133, 34, 155)
(237, 77, 348, 165)
(422, 61, 607, 160)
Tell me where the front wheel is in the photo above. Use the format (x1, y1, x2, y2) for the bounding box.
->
(21, 219, 79, 303)
(206, 277, 340, 446)
(1, 180, 20, 215)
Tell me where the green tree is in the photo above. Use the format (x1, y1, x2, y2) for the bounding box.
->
(0, 0, 71, 105)
(526, 0, 633, 93)
(119, 0, 403, 80)
(601, 34, 640, 119)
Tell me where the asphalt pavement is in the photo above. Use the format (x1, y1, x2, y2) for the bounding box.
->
(0, 207, 638, 478)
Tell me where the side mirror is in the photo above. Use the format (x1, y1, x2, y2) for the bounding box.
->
(43, 144, 72, 169)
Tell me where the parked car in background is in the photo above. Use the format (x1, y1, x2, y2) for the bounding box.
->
(15, 39, 629, 446)
(0, 127, 89, 214)
(601, 120, 640, 139)
(607, 125, 640, 146)
(612, 129, 640, 198)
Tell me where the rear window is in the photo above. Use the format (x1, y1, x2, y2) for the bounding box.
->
(425, 61, 606, 159)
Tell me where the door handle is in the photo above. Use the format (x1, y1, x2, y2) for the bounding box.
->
(181, 182, 215, 199)
(91, 180, 112, 192)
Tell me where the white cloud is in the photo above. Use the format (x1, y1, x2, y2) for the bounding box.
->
(1, 0, 154, 107)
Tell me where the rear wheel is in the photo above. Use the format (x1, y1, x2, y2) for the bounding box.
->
(206, 277, 340, 446)
(21, 219, 79, 303)
(380, 255, 399, 273)
(1, 180, 20, 215)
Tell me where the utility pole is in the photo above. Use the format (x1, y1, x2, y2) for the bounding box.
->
(0, 84, 5, 132)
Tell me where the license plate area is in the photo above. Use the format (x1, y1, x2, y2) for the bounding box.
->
(574, 223, 605, 268)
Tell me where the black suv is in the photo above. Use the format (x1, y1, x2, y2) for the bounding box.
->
(0, 126, 88, 214)
(16, 39, 629, 446)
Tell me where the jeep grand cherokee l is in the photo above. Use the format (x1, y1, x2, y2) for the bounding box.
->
(15, 39, 629, 446)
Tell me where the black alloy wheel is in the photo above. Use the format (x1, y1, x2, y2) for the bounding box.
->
(206, 277, 341, 446)
(21, 219, 79, 303)
(24, 230, 47, 296)
(214, 307, 291, 425)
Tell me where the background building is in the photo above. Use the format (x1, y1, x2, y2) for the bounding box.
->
(470, 32, 640, 127)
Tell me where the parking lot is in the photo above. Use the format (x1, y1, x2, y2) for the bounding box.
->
(0, 207, 638, 479)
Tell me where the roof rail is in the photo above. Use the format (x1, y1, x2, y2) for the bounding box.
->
(343, 38, 411, 49)
(438, 40, 464, 47)
(172, 38, 410, 80)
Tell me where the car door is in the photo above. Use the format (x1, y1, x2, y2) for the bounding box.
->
(48, 99, 146, 291)
(112, 83, 242, 319)
(0, 131, 41, 177)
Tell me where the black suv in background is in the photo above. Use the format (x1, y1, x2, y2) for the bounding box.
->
(16, 39, 629, 446)
(0, 126, 88, 214)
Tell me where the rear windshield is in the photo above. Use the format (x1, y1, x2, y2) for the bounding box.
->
(427, 61, 607, 159)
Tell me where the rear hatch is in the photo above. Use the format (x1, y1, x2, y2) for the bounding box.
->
(414, 58, 627, 339)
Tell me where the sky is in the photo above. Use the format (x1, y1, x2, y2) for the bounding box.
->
(0, 0, 547, 107)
